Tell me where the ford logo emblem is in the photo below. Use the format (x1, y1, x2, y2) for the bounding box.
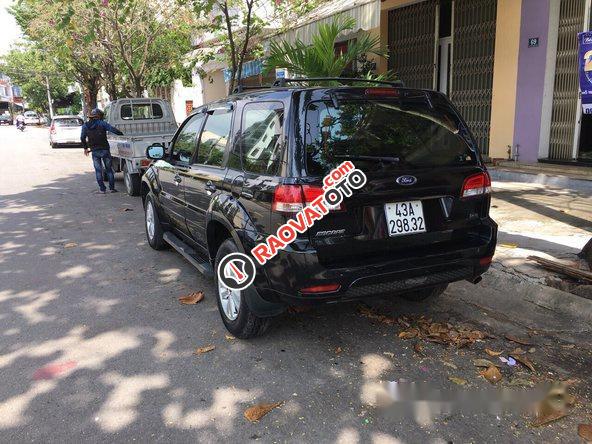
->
(396, 175, 417, 186)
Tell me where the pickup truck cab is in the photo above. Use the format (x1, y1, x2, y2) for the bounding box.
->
(105, 98, 178, 196)
(141, 80, 497, 338)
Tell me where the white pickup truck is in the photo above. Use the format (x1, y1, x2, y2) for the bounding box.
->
(105, 98, 178, 196)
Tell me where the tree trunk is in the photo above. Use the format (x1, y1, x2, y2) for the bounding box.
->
(580, 238, 592, 269)
(83, 82, 99, 115)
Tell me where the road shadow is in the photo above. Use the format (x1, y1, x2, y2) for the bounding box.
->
(0, 171, 590, 442)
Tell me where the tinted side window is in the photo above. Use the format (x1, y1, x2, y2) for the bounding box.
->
(171, 113, 204, 163)
(196, 109, 232, 167)
(241, 102, 284, 175)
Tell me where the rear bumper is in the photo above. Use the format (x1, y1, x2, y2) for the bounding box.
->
(243, 218, 497, 307)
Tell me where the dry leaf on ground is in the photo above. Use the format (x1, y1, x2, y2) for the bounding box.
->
(225, 334, 236, 340)
(335, 347, 343, 354)
(485, 348, 503, 357)
(357, 305, 396, 325)
(398, 328, 420, 339)
(473, 359, 500, 368)
(449, 376, 468, 386)
(531, 409, 568, 427)
(244, 402, 282, 422)
(505, 334, 533, 346)
(413, 342, 424, 354)
(510, 353, 536, 372)
(194, 345, 215, 355)
(179, 291, 205, 305)
(480, 366, 502, 384)
(442, 360, 458, 370)
(578, 424, 592, 442)
(64, 242, 78, 248)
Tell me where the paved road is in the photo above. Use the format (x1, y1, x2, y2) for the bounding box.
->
(0, 126, 590, 443)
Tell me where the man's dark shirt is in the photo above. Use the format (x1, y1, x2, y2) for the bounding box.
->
(81, 119, 123, 151)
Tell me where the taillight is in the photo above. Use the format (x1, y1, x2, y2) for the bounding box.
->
(461, 172, 491, 198)
(300, 283, 341, 294)
(50, 124, 55, 134)
(272, 185, 304, 213)
(272, 185, 342, 213)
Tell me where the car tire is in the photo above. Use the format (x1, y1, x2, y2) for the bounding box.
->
(51, 142, 58, 149)
(401, 284, 448, 302)
(214, 238, 271, 339)
(144, 193, 166, 250)
(123, 162, 141, 196)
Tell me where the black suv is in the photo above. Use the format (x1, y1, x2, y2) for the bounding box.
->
(141, 80, 497, 338)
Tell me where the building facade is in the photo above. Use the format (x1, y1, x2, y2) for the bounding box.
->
(193, 0, 592, 166)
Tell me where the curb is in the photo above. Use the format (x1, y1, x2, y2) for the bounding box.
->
(453, 267, 592, 327)
(489, 168, 592, 193)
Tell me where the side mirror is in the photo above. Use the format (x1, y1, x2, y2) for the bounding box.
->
(146, 144, 165, 160)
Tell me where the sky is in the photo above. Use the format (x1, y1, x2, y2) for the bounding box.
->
(0, 0, 23, 56)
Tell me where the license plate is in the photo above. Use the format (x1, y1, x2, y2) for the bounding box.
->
(385, 200, 426, 237)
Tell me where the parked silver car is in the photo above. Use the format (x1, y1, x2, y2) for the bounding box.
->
(24, 111, 42, 125)
(49, 115, 84, 148)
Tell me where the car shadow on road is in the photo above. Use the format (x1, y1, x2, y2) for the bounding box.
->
(0, 172, 591, 442)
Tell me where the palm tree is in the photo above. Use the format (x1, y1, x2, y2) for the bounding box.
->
(264, 16, 389, 80)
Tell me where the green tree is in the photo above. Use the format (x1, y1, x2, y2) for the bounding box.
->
(264, 16, 388, 80)
(0, 46, 71, 113)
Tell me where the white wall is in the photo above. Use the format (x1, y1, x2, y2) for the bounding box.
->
(170, 79, 203, 123)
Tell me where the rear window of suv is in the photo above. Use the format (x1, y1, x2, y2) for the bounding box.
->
(304, 93, 477, 176)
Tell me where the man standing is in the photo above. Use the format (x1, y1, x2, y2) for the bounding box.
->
(81, 108, 124, 194)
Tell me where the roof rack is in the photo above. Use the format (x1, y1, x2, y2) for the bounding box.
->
(232, 84, 272, 94)
(272, 77, 405, 88)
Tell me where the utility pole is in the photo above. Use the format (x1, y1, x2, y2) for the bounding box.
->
(45, 75, 54, 119)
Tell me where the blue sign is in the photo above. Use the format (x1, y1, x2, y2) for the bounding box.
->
(578, 32, 592, 114)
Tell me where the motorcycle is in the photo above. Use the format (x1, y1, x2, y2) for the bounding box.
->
(16, 121, 25, 132)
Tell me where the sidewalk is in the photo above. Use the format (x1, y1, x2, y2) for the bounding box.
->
(490, 161, 592, 192)
(490, 180, 592, 298)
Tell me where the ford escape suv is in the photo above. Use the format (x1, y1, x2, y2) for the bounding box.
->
(141, 79, 497, 338)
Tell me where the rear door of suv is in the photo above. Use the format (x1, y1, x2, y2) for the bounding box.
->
(295, 88, 491, 268)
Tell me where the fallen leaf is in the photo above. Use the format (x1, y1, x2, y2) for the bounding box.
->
(500, 242, 518, 249)
(449, 376, 468, 385)
(383, 352, 395, 358)
(194, 345, 215, 355)
(531, 409, 568, 427)
(121, 208, 133, 212)
(398, 328, 420, 339)
(578, 424, 592, 442)
(510, 353, 536, 372)
(505, 334, 533, 346)
(64, 242, 77, 248)
(413, 342, 423, 354)
(485, 348, 503, 357)
(511, 347, 526, 355)
(335, 347, 342, 354)
(508, 378, 535, 387)
(480, 366, 502, 384)
(473, 359, 500, 368)
(357, 305, 396, 325)
(225, 334, 236, 340)
(179, 291, 205, 305)
(244, 402, 282, 422)
(442, 361, 458, 370)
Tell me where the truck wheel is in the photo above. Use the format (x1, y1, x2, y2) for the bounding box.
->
(144, 193, 166, 250)
(123, 162, 141, 196)
(214, 238, 271, 339)
(401, 284, 448, 302)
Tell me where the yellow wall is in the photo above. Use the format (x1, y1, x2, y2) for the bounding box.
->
(489, 0, 522, 159)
